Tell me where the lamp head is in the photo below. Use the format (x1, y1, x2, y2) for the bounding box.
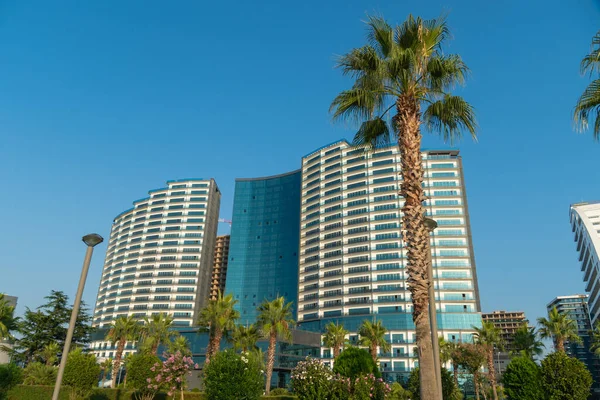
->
(82, 233, 104, 247)
(424, 217, 438, 232)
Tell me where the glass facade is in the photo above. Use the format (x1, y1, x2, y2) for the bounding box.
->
(226, 170, 301, 324)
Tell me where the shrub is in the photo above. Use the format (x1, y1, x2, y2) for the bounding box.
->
(387, 382, 412, 400)
(269, 388, 290, 395)
(149, 352, 197, 399)
(22, 362, 56, 385)
(63, 349, 101, 400)
(204, 350, 263, 400)
(502, 356, 543, 400)
(126, 353, 161, 400)
(0, 364, 22, 400)
(332, 347, 380, 379)
(540, 351, 592, 400)
(351, 374, 390, 400)
(407, 367, 458, 400)
(290, 357, 334, 400)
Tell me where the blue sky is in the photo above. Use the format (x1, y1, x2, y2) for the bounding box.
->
(1, 0, 599, 331)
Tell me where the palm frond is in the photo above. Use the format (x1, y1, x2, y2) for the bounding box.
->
(365, 15, 394, 58)
(424, 95, 477, 143)
(330, 87, 385, 124)
(581, 31, 600, 75)
(574, 79, 600, 140)
(426, 54, 468, 94)
(421, 14, 450, 52)
(335, 45, 382, 78)
(351, 117, 392, 153)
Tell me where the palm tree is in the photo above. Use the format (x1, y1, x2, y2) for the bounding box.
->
(473, 322, 502, 400)
(322, 322, 349, 359)
(358, 320, 391, 362)
(439, 336, 463, 386)
(574, 30, 600, 140)
(105, 315, 140, 388)
(537, 306, 581, 352)
(100, 357, 113, 386)
(231, 324, 261, 352)
(512, 324, 544, 359)
(457, 342, 486, 400)
(330, 15, 476, 399)
(196, 292, 239, 364)
(168, 335, 192, 356)
(140, 313, 177, 355)
(257, 297, 294, 395)
(37, 342, 60, 366)
(0, 293, 17, 340)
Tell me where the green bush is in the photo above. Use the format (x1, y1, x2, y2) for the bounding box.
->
(540, 351, 592, 400)
(332, 347, 380, 379)
(125, 353, 161, 400)
(204, 350, 263, 400)
(502, 356, 543, 400)
(6, 385, 210, 400)
(407, 367, 458, 400)
(22, 362, 57, 386)
(63, 349, 101, 400)
(387, 382, 412, 400)
(0, 364, 22, 400)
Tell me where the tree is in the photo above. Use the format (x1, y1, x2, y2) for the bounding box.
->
(257, 296, 294, 395)
(63, 348, 101, 400)
(0, 294, 17, 342)
(196, 292, 239, 364)
(140, 313, 176, 355)
(22, 361, 56, 385)
(388, 382, 413, 400)
(204, 349, 263, 400)
(37, 341, 60, 366)
(126, 353, 161, 400)
(439, 338, 461, 386)
(322, 322, 348, 359)
(358, 320, 391, 362)
(0, 363, 23, 399)
(574, 30, 600, 140)
(408, 367, 459, 400)
(473, 322, 502, 400)
(231, 324, 260, 352)
(589, 321, 600, 356)
(330, 15, 477, 400)
(540, 351, 592, 400)
(502, 356, 543, 400)
(105, 315, 140, 388)
(457, 343, 486, 400)
(512, 325, 544, 359)
(99, 357, 113, 386)
(168, 335, 192, 356)
(332, 346, 381, 379)
(537, 307, 581, 352)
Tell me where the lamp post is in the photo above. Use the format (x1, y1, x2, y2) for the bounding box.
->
(424, 217, 443, 400)
(52, 234, 104, 400)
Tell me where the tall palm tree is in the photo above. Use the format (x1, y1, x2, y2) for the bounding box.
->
(473, 322, 502, 400)
(322, 322, 349, 359)
(512, 324, 544, 359)
(0, 293, 17, 340)
(257, 297, 294, 395)
(231, 324, 261, 352)
(358, 320, 391, 362)
(37, 342, 60, 366)
(574, 30, 600, 140)
(537, 306, 581, 352)
(330, 15, 476, 399)
(168, 335, 192, 357)
(197, 292, 239, 364)
(140, 313, 177, 355)
(105, 315, 140, 388)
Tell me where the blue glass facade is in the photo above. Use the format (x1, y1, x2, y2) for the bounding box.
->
(225, 170, 302, 324)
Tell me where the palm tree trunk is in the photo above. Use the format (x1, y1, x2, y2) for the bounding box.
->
(474, 371, 480, 400)
(265, 332, 277, 395)
(453, 362, 458, 387)
(487, 348, 498, 400)
(151, 340, 159, 355)
(397, 95, 438, 400)
(370, 345, 378, 363)
(556, 338, 565, 352)
(209, 328, 222, 360)
(334, 345, 340, 359)
(111, 339, 126, 388)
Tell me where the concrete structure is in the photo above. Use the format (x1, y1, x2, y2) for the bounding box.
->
(210, 235, 230, 301)
(90, 179, 221, 359)
(482, 310, 527, 375)
(0, 295, 17, 364)
(570, 202, 600, 325)
(225, 171, 301, 325)
(547, 295, 600, 395)
(296, 140, 482, 382)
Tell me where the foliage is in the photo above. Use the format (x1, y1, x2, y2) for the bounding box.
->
(332, 347, 380, 379)
(351, 374, 390, 400)
(22, 361, 56, 385)
(574, 30, 600, 140)
(502, 356, 543, 400)
(37, 341, 61, 366)
(0, 363, 22, 400)
(590, 321, 600, 356)
(140, 313, 177, 355)
(148, 351, 197, 399)
(387, 382, 412, 400)
(196, 292, 239, 363)
(167, 336, 192, 357)
(0, 294, 17, 342)
(6, 385, 211, 399)
(290, 357, 334, 400)
(358, 320, 390, 362)
(231, 324, 261, 352)
(63, 348, 101, 400)
(473, 322, 502, 400)
(126, 353, 161, 400)
(407, 367, 457, 400)
(100, 358, 113, 385)
(537, 307, 581, 352)
(105, 315, 141, 388)
(540, 351, 592, 400)
(322, 322, 348, 358)
(204, 349, 263, 400)
(512, 325, 544, 359)
(269, 388, 290, 396)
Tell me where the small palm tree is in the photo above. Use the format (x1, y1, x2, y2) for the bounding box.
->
(574, 30, 600, 140)
(330, 15, 476, 400)
(140, 313, 177, 355)
(37, 342, 60, 366)
(537, 307, 581, 352)
(0, 293, 17, 340)
(100, 357, 113, 386)
(257, 297, 294, 395)
(512, 324, 544, 359)
(231, 324, 261, 352)
(105, 315, 140, 388)
(168, 335, 192, 356)
(473, 322, 502, 400)
(196, 292, 239, 364)
(358, 320, 391, 363)
(323, 322, 349, 359)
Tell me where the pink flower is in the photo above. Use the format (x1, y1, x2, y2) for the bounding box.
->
(146, 378, 151, 383)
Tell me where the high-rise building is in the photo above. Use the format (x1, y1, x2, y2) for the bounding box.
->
(0, 295, 17, 364)
(225, 171, 301, 325)
(295, 140, 482, 381)
(482, 310, 527, 374)
(210, 235, 230, 301)
(547, 295, 600, 394)
(90, 179, 221, 359)
(570, 202, 600, 325)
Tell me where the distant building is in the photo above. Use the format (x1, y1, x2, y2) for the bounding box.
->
(0, 295, 17, 364)
(482, 310, 527, 375)
(547, 295, 600, 395)
(210, 235, 230, 300)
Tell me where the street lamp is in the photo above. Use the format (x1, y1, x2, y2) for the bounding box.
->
(424, 217, 443, 400)
(52, 234, 104, 400)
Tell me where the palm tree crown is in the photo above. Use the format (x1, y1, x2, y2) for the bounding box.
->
(575, 30, 600, 140)
(537, 306, 581, 352)
(473, 321, 502, 400)
(231, 324, 261, 352)
(512, 324, 544, 359)
(322, 322, 349, 359)
(140, 312, 176, 355)
(358, 320, 391, 362)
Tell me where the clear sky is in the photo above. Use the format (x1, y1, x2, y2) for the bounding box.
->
(1, 0, 599, 331)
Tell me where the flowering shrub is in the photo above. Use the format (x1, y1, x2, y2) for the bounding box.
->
(204, 349, 263, 400)
(147, 351, 198, 400)
(291, 357, 334, 400)
(351, 374, 390, 400)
